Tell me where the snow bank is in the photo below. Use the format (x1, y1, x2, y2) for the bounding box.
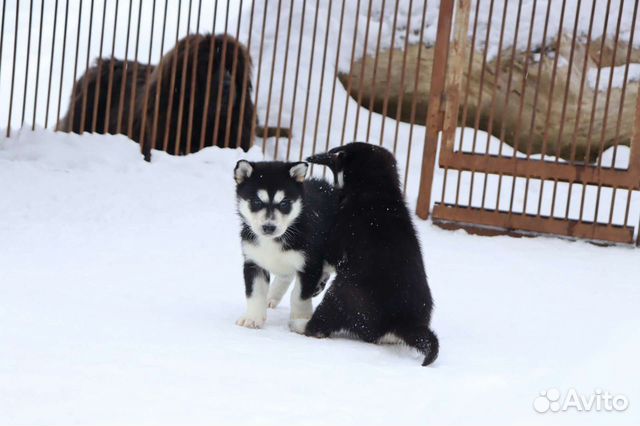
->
(1, 131, 640, 425)
(588, 63, 640, 91)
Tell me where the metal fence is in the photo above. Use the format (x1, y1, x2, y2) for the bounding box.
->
(1, 0, 639, 246)
(417, 0, 640, 246)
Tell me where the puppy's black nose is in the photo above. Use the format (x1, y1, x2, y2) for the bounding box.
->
(262, 224, 276, 235)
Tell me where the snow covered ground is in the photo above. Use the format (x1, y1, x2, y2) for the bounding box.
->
(1, 130, 640, 425)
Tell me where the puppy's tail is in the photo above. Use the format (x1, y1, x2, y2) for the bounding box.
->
(398, 326, 439, 366)
(421, 329, 439, 366)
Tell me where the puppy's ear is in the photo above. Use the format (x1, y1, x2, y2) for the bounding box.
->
(289, 162, 308, 183)
(234, 160, 253, 184)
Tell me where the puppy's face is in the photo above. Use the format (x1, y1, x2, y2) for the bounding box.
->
(307, 142, 396, 188)
(234, 160, 308, 239)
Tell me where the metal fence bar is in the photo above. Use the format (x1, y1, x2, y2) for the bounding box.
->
(137, 0, 158, 160)
(285, 0, 308, 161)
(258, 0, 283, 149)
(210, 1, 232, 150)
(272, 0, 295, 157)
(31, 0, 46, 130)
(90, 0, 108, 134)
(102, 0, 120, 134)
(297, 0, 322, 160)
(352, 0, 373, 141)
(319, 0, 347, 177)
(339, 0, 361, 147)
(564, 0, 597, 220)
(448, 0, 479, 208)
(235, 0, 256, 151)
(547, 0, 580, 219)
(493, 0, 522, 211)
(162, 0, 182, 153)
(54, 0, 71, 131)
(365, 0, 386, 142)
(76, 0, 95, 134)
(591, 0, 624, 225)
(480, 0, 505, 210)
(467, 0, 495, 209)
(309, 0, 334, 161)
(20, 0, 35, 127)
(403, 1, 430, 195)
(536, 0, 568, 217)
(520, 0, 553, 217)
(391, 0, 414, 156)
(6, 0, 20, 136)
(126, 0, 145, 138)
(183, 0, 204, 154)
(0, 0, 7, 100)
(173, 0, 194, 152)
(222, 0, 245, 150)
(65, 0, 85, 132)
(507, 0, 538, 217)
(376, 0, 400, 146)
(196, 1, 221, 152)
(115, 0, 135, 134)
(607, 0, 639, 226)
(578, 0, 614, 222)
(147, 0, 170, 154)
(247, 0, 269, 151)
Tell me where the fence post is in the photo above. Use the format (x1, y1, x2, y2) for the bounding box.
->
(415, 0, 455, 219)
(633, 84, 640, 246)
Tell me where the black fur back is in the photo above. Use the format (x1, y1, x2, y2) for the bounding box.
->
(305, 143, 439, 366)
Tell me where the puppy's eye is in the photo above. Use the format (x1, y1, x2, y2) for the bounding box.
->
(250, 198, 264, 210)
(278, 199, 291, 211)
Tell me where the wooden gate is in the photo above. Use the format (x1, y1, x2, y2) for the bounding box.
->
(417, 0, 640, 246)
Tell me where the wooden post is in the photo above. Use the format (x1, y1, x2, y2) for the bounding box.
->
(416, 0, 469, 219)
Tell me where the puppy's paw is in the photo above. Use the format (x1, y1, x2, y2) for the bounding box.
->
(288, 318, 309, 334)
(266, 297, 281, 309)
(236, 315, 266, 329)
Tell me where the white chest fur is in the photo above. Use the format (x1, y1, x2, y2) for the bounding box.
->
(242, 238, 306, 277)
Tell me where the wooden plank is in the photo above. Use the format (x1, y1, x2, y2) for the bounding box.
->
(439, 150, 640, 189)
(432, 203, 635, 245)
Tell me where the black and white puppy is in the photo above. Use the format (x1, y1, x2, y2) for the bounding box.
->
(234, 160, 337, 329)
(303, 142, 439, 366)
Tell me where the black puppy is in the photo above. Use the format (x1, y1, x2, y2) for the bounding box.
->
(303, 142, 439, 366)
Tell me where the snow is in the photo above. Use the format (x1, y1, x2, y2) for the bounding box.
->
(588, 63, 640, 91)
(1, 130, 640, 425)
